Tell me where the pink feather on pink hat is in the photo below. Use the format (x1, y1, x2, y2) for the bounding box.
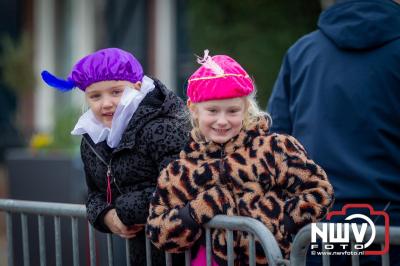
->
(187, 50, 254, 103)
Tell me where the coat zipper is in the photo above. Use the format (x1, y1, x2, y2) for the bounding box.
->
(106, 159, 122, 194)
(109, 160, 122, 194)
(83, 137, 122, 201)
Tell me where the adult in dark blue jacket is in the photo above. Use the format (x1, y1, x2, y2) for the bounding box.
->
(268, 0, 400, 264)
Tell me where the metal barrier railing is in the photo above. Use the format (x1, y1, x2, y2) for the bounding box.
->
(290, 223, 400, 266)
(0, 199, 91, 266)
(0, 199, 285, 266)
(205, 215, 286, 266)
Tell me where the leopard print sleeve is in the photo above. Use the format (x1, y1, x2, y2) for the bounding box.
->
(272, 134, 334, 234)
(146, 163, 202, 253)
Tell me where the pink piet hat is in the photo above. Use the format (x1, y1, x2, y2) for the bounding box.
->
(187, 50, 254, 103)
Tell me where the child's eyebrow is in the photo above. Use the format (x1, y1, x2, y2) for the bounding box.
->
(86, 90, 100, 95)
(111, 85, 126, 89)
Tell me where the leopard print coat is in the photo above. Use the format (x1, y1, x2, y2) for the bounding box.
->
(146, 117, 334, 265)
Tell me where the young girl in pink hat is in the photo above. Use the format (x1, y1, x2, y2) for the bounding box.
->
(146, 50, 334, 265)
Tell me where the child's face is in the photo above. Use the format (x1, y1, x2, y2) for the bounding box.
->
(85, 80, 141, 128)
(190, 97, 246, 144)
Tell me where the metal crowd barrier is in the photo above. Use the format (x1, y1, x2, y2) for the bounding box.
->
(290, 223, 400, 266)
(205, 215, 287, 266)
(0, 199, 286, 266)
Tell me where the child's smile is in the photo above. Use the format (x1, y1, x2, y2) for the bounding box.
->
(212, 127, 231, 135)
(190, 97, 246, 144)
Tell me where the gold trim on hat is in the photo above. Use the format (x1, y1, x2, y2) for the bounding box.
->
(188, 73, 250, 83)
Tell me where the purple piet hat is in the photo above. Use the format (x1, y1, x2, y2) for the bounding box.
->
(41, 48, 144, 91)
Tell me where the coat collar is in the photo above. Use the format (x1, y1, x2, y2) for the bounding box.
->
(113, 78, 169, 153)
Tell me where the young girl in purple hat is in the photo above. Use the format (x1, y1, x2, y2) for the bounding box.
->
(42, 48, 188, 265)
(146, 50, 334, 265)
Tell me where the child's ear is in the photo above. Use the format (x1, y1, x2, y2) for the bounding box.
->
(187, 99, 194, 111)
(133, 81, 142, 91)
(187, 100, 197, 118)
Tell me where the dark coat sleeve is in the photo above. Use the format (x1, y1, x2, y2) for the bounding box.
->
(114, 117, 190, 226)
(114, 187, 154, 225)
(267, 54, 293, 134)
(81, 140, 114, 233)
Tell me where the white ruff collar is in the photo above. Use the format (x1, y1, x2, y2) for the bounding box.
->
(71, 76, 155, 148)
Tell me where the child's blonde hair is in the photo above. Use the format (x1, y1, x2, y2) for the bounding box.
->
(189, 90, 272, 143)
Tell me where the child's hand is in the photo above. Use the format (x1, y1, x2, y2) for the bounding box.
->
(189, 186, 235, 225)
(104, 209, 144, 238)
(128, 224, 145, 235)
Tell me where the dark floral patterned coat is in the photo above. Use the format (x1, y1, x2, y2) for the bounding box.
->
(81, 79, 189, 265)
(146, 117, 334, 265)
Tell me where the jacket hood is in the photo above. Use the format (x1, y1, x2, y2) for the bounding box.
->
(318, 0, 400, 49)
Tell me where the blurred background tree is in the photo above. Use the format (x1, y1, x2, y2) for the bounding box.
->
(0, 32, 34, 94)
(186, 0, 321, 106)
(0, 0, 324, 159)
(0, 31, 79, 155)
(47, 107, 81, 153)
(0, 32, 33, 160)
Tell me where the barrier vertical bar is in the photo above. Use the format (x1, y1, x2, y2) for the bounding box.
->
(71, 217, 79, 266)
(206, 228, 212, 266)
(381, 243, 389, 266)
(38, 215, 46, 266)
(165, 252, 172, 266)
(350, 241, 359, 266)
(54, 216, 62, 266)
(88, 223, 96, 266)
(321, 244, 329, 266)
(184, 250, 191, 266)
(227, 230, 234, 266)
(6, 212, 13, 266)
(125, 239, 131, 266)
(248, 234, 256, 266)
(107, 234, 114, 266)
(21, 213, 30, 266)
(145, 238, 152, 266)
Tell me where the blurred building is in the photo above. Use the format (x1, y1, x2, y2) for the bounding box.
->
(0, 0, 191, 148)
(1, 0, 324, 153)
(1, 2, 191, 264)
